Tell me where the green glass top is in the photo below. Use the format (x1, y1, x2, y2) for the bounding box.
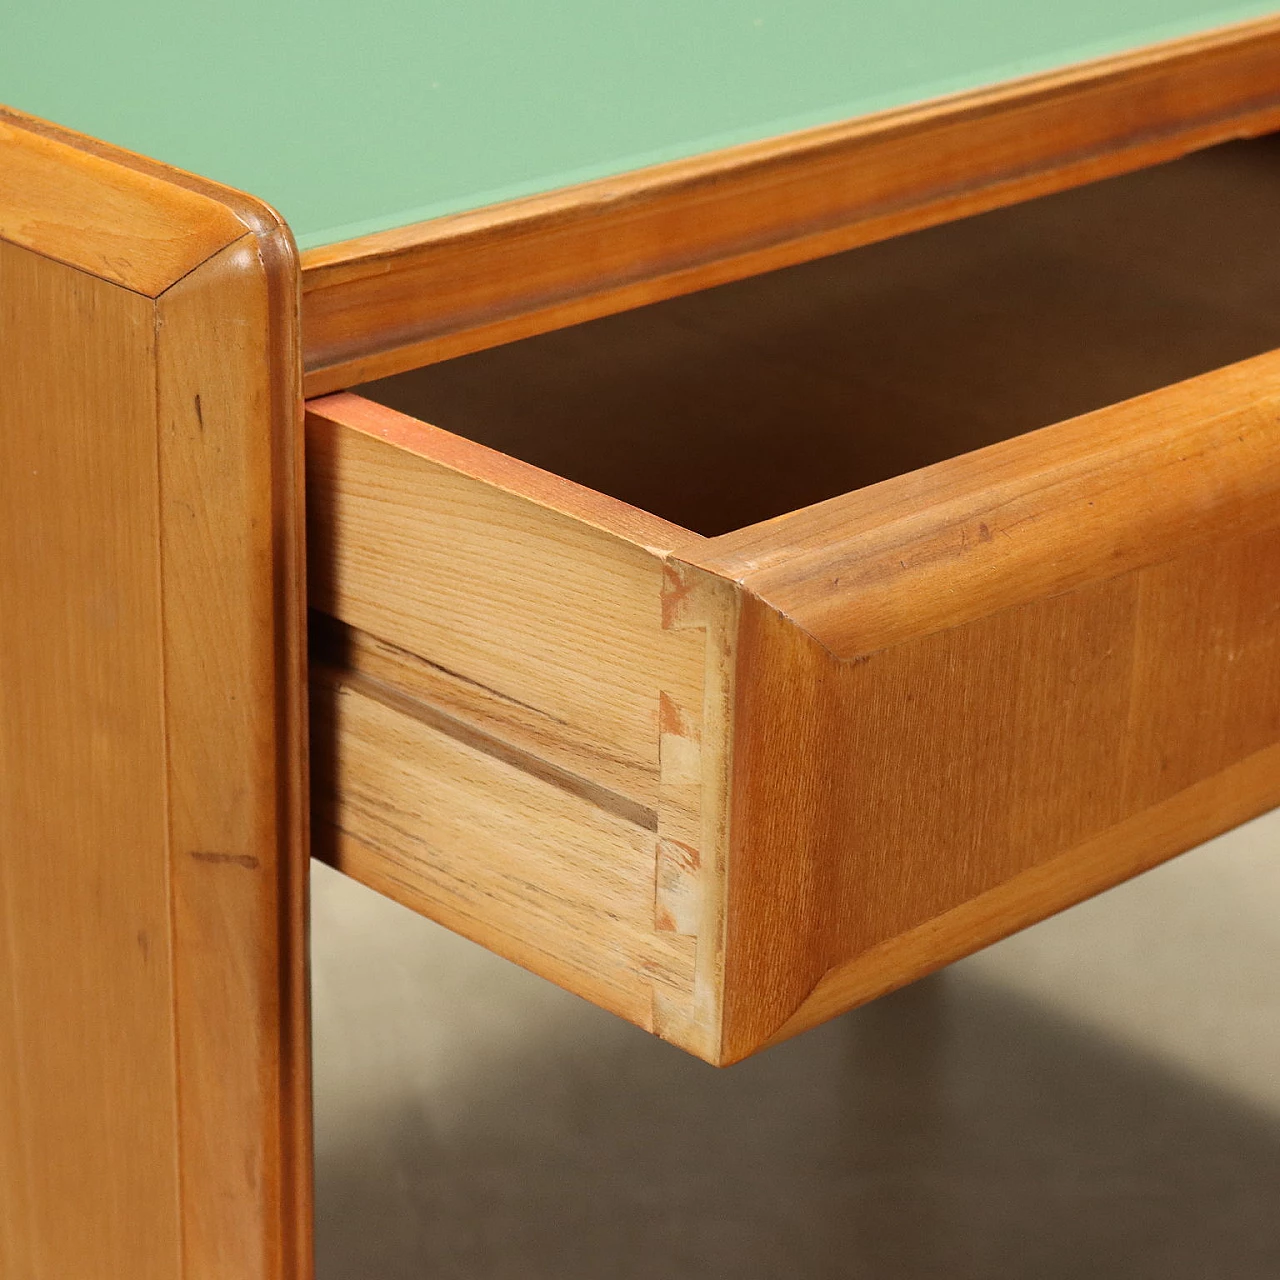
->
(5, 2, 1275, 251)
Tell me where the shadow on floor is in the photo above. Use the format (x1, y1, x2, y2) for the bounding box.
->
(311, 850, 1280, 1280)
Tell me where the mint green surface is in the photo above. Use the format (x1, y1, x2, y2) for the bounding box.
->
(5, 3, 1276, 250)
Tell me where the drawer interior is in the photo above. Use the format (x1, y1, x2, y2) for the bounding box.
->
(358, 133, 1280, 537)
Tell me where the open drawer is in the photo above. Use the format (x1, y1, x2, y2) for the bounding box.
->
(306, 135, 1280, 1065)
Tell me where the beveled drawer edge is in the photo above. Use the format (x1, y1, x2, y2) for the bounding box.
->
(764, 739, 1280, 1051)
(694, 349, 1280, 661)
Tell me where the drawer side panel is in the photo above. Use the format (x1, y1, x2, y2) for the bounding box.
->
(306, 394, 734, 1061)
(306, 402, 702, 807)
(311, 672, 697, 1030)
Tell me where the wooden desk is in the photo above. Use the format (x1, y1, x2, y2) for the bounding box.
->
(4, 8, 1280, 1277)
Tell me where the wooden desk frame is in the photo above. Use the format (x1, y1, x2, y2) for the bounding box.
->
(0, 112, 311, 1280)
(3, 13, 1280, 1276)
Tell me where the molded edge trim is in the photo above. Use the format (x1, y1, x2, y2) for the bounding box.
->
(0, 106, 247, 294)
(694, 350, 1280, 662)
(300, 14, 1280, 394)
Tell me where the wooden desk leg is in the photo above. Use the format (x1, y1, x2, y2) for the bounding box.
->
(0, 112, 312, 1278)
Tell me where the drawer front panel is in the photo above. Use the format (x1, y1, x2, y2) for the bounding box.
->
(695, 354, 1280, 1060)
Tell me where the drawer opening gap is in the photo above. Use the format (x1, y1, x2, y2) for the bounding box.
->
(310, 615, 660, 834)
(357, 132, 1280, 537)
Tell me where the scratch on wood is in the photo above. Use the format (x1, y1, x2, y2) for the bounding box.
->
(659, 690, 700, 740)
(659, 836, 701, 874)
(190, 850, 260, 870)
(655, 837, 703, 935)
(661, 561, 696, 628)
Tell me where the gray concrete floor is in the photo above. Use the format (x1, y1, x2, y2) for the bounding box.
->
(312, 809, 1280, 1279)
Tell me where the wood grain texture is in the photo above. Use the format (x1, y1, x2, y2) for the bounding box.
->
(0, 240, 183, 1280)
(306, 395, 703, 807)
(0, 115, 310, 1277)
(701, 352, 1280, 657)
(310, 668, 698, 1033)
(687, 352, 1280, 1061)
(763, 740, 1280, 1049)
(305, 396, 735, 1060)
(157, 237, 311, 1280)
(0, 111, 243, 295)
(651, 563, 739, 1058)
(313, 353, 1280, 1064)
(300, 13, 1280, 394)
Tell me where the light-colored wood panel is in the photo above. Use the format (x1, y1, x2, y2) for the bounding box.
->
(651, 563, 739, 1060)
(311, 670, 697, 1035)
(0, 243, 183, 1280)
(307, 397, 736, 1060)
(311, 618, 652, 826)
(301, 15, 1280, 393)
(305, 396, 704, 810)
